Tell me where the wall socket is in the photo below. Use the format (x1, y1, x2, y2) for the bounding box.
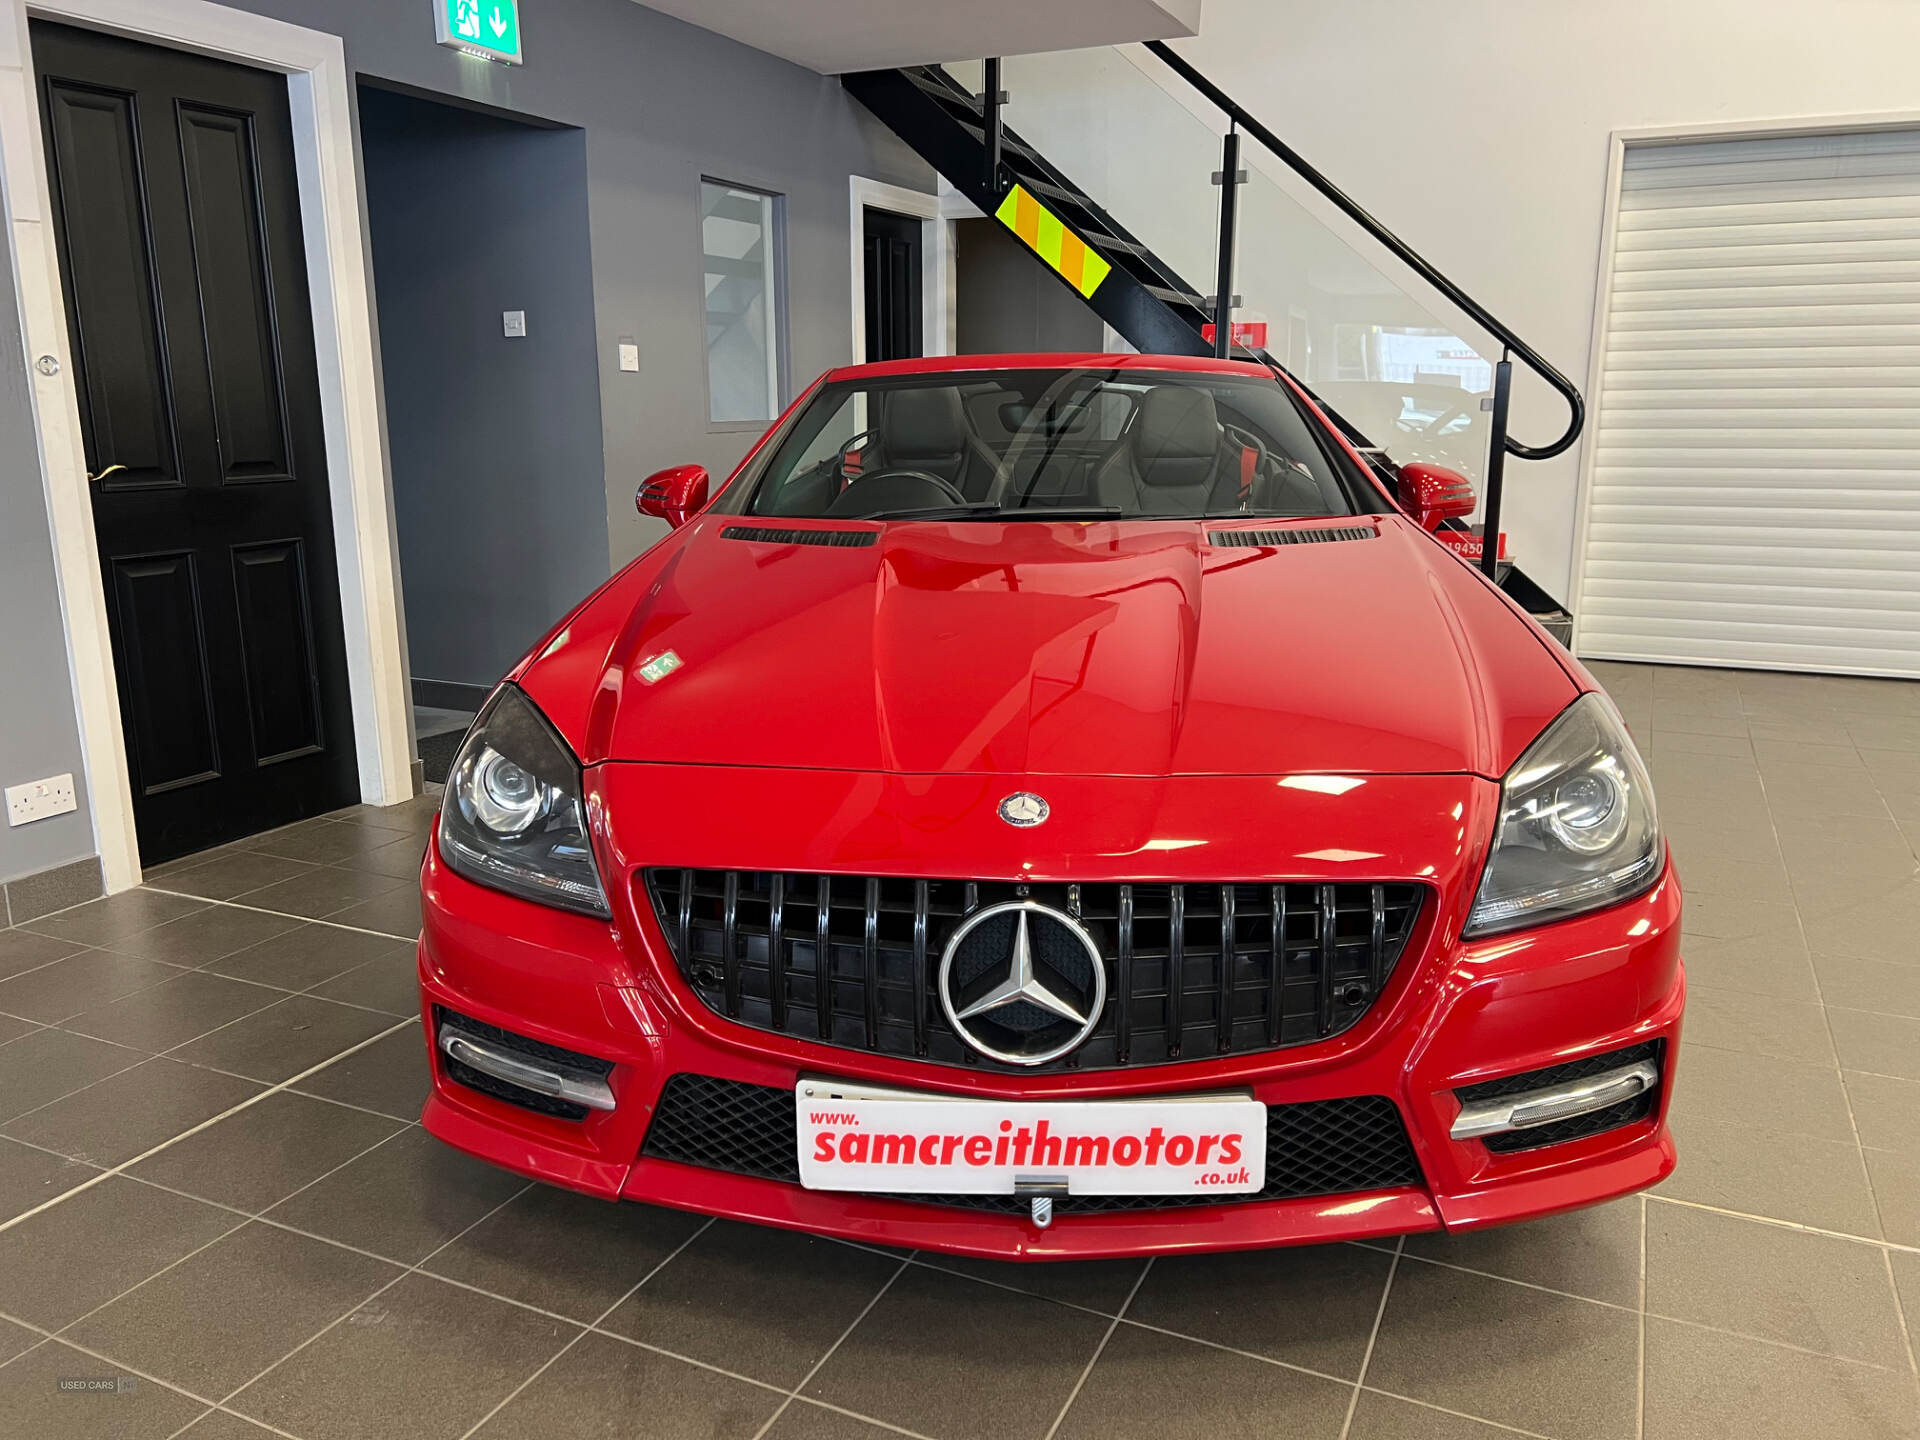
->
(6, 773, 77, 827)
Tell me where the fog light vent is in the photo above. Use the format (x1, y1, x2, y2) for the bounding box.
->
(433, 1007, 615, 1121)
(1452, 1040, 1663, 1152)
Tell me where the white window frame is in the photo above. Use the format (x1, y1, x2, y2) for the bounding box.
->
(700, 177, 787, 432)
(0, 0, 411, 891)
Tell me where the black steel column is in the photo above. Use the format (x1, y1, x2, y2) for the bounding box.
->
(982, 58, 1004, 197)
(1212, 126, 1241, 358)
(1480, 354, 1513, 580)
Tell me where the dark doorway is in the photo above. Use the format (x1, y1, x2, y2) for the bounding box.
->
(32, 21, 359, 865)
(863, 207, 923, 362)
(954, 216, 1105, 355)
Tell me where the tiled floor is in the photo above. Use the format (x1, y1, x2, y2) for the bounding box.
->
(0, 664, 1917, 1439)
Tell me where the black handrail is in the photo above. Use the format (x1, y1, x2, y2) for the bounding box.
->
(1144, 40, 1584, 463)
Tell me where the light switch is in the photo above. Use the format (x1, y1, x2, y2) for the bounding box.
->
(502, 310, 527, 338)
(618, 339, 640, 372)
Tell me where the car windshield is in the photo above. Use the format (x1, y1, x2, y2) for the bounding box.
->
(738, 367, 1364, 521)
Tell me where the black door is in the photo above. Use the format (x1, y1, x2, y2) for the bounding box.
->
(863, 207, 922, 362)
(33, 21, 359, 864)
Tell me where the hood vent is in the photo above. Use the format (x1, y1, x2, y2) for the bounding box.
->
(1210, 525, 1376, 548)
(720, 525, 877, 548)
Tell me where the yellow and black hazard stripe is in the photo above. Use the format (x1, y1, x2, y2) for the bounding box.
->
(993, 184, 1113, 300)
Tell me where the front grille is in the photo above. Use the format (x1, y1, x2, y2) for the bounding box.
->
(1461, 1040, 1665, 1155)
(643, 872, 1424, 1073)
(433, 1007, 612, 1122)
(641, 1073, 1423, 1213)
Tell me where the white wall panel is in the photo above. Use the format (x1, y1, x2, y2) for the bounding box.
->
(1580, 130, 1920, 677)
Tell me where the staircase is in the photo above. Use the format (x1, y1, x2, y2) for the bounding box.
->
(843, 47, 1583, 638)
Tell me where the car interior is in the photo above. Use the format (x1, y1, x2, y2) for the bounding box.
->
(746, 371, 1357, 520)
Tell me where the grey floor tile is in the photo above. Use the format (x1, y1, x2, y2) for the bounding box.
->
(0, 1315, 40, 1364)
(423, 1183, 705, 1323)
(165, 994, 400, 1083)
(233, 866, 408, 922)
(334, 835, 429, 881)
(1681, 895, 1802, 945)
(1366, 1256, 1639, 1440)
(60, 969, 286, 1051)
(1891, 1249, 1920, 1333)
(0, 1175, 238, 1329)
(1658, 1114, 1883, 1237)
(1753, 739, 1863, 770)
(470, 1330, 780, 1439)
(1844, 1071, 1920, 1156)
(912, 1251, 1148, 1315)
(1674, 852, 1792, 902)
(0, 1028, 149, 1124)
(156, 850, 319, 902)
(1670, 1044, 1854, 1141)
(1642, 1316, 1919, 1440)
(104, 904, 305, 967)
(248, 817, 406, 867)
(602, 1219, 901, 1388)
(209, 921, 402, 990)
(1403, 1198, 1642, 1309)
(1765, 764, 1891, 819)
(175, 1410, 292, 1437)
(3, 1056, 262, 1167)
(0, 926, 87, 980)
(0, 1337, 206, 1439)
(0, 1134, 97, 1223)
(230, 1271, 579, 1440)
(23, 888, 208, 948)
(263, 1126, 526, 1263)
(1055, 1321, 1351, 1440)
(1864, 1148, 1920, 1247)
(763, 1403, 910, 1440)
(1126, 1241, 1394, 1380)
(0, 949, 186, 1024)
(1827, 1007, 1920, 1081)
(1684, 990, 1837, 1066)
(1646, 1202, 1910, 1366)
(291, 1023, 429, 1121)
(1817, 951, 1920, 1020)
(66, 1219, 402, 1398)
(804, 1264, 1107, 1440)
(1679, 935, 1824, 1005)
(131, 1090, 404, 1213)
(1814, 877, 1920, 964)
(0, 1012, 38, 1045)
(305, 950, 420, 1016)
(327, 884, 423, 938)
(1345, 1391, 1520, 1440)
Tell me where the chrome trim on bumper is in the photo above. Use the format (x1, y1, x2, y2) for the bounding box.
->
(437, 1023, 616, 1112)
(1450, 1060, 1659, 1142)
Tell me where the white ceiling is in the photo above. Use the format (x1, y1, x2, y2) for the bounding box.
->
(635, 0, 1202, 75)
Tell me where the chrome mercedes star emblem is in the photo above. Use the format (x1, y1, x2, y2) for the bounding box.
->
(938, 900, 1106, 1066)
(998, 792, 1049, 828)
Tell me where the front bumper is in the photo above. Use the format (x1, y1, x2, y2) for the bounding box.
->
(418, 765, 1684, 1261)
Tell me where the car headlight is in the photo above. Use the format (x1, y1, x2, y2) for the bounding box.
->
(438, 685, 610, 918)
(1464, 693, 1663, 937)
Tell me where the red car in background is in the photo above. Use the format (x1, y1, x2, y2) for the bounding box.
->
(417, 353, 1682, 1260)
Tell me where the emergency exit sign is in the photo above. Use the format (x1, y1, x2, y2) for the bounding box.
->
(435, 0, 522, 64)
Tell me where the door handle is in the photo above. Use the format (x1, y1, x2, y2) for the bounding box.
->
(86, 464, 126, 484)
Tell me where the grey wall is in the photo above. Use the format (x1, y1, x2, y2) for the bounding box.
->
(214, 0, 931, 568)
(359, 86, 607, 693)
(954, 217, 1106, 356)
(0, 214, 95, 886)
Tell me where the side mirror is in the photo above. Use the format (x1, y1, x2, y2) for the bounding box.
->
(637, 465, 710, 529)
(1397, 462, 1476, 532)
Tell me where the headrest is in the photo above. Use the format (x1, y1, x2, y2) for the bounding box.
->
(884, 387, 967, 461)
(1133, 386, 1221, 487)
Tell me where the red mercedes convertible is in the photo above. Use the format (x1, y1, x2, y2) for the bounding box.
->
(416, 353, 1683, 1260)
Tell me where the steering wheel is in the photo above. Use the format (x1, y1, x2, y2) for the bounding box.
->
(823, 468, 968, 518)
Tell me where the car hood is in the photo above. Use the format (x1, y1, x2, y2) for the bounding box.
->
(518, 514, 1577, 779)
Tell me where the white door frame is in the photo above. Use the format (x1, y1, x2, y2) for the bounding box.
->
(848, 175, 955, 363)
(1567, 107, 1920, 662)
(0, 0, 411, 891)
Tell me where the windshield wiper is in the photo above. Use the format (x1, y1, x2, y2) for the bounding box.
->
(983, 506, 1125, 521)
(860, 503, 1001, 520)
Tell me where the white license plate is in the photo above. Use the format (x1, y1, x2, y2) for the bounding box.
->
(796, 1080, 1265, 1197)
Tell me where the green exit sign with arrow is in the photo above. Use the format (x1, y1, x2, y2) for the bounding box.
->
(435, 0, 522, 64)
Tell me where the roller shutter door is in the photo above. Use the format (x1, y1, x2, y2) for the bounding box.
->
(1578, 129, 1920, 677)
